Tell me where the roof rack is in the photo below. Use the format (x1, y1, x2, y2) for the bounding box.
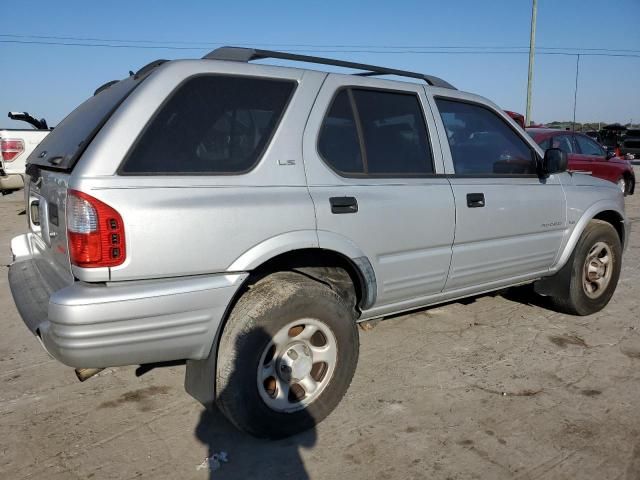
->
(203, 46, 456, 90)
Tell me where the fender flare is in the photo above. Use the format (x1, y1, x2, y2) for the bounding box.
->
(552, 200, 626, 272)
(316, 230, 378, 309)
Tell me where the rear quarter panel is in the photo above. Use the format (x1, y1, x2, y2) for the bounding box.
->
(85, 182, 318, 280)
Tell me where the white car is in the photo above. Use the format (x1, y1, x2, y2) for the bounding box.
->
(0, 112, 49, 193)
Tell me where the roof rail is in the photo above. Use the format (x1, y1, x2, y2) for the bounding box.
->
(203, 46, 456, 89)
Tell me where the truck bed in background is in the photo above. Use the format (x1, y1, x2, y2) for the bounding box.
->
(0, 128, 49, 193)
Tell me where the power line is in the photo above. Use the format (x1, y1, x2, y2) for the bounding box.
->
(0, 39, 203, 50)
(1, 39, 640, 58)
(0, 33, 639, 54)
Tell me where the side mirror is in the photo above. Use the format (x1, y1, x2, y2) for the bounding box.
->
(605, 149, 616, 160)
(542, 148, 567, 175)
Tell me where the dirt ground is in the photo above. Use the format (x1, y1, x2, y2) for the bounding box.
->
(1, 171, 640, 480)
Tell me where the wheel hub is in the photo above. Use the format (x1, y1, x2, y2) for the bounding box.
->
(257, 318, 338, 413)
(582, 241, 613, 299)
(587, 260, 605, 280)
(278, 343, 313, 382)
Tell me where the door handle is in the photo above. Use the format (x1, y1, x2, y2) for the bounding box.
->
(330, 196, 358, 214)
(466, 193, 485, 208)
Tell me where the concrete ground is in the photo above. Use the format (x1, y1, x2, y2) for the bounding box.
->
(1, 171, 639, 480)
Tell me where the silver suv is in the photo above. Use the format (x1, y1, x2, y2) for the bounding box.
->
(8, 47, 629, 438)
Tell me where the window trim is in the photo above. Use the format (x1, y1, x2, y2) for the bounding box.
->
(316, 85, 438, 179)
(117, 73, 298, 176)
(434, 96, 541, 178)
(347, 88, 369, 173)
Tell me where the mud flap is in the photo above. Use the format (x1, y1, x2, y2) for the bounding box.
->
(185, 352, 217, 408)
(534, 249, 575, 297)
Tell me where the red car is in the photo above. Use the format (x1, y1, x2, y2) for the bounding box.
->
(504, 110, 525, 128)
(527, 128, 635, 196)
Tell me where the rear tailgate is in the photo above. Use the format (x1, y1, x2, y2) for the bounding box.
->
(23, 75, 143, 283)
(26, 168, 74, 284)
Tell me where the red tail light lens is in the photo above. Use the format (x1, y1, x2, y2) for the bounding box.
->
(66, 190, 126, 267)
(1, 139, 25, 162)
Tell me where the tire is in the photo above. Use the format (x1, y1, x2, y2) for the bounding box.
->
(550, 220, 622, 315)
(215, 271, 359, 438)
(618, 177, 627, 196)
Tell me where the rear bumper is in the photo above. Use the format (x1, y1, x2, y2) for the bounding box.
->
(0, 172, 24, 190)
(9, 233, 247, 368)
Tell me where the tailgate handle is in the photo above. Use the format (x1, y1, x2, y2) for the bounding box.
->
(466, 193, 485, 208)
(330, 196, 358, 214)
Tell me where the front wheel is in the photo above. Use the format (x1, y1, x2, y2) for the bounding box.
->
(215, 271, 359, 438)
(617, 177, 627, 196)
(550, 220, 622, 315)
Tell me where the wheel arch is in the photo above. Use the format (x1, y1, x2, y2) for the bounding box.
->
(185, 241, 377, 407)
(242, 248, 376, 312)
(553, 203, 626, 273)
(227, 230, 377, 311)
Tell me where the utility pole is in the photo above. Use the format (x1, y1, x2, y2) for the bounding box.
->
(572, 54, 580, 132)
(525, 0, 538, 126)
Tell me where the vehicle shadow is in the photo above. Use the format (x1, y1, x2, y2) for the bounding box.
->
(379, 284, 555, 324)
(194, 327, 316, 480)
(499, 284, 555, 310)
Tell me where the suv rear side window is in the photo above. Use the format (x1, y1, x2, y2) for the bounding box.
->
(436, 99, 536, 175)
(121, 75, 295, 174)
(318, 88, 434, 176)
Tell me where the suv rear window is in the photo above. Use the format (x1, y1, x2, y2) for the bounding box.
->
(29, 76, 141, 170)
(121, 75, 296, 175)
(318, 87, 434, 176)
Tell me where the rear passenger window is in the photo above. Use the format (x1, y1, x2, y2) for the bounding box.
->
(436, 99, 536, 175)
(318, 88, 433, 176)
(121, 75, 295, 174)
(550, 135, 575, 154)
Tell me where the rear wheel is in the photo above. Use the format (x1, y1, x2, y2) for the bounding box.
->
(215, 271, 359, 438)
(549, 220, 622, 315)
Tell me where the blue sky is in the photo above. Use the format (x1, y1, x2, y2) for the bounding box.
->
(1, 0, 639, 126)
